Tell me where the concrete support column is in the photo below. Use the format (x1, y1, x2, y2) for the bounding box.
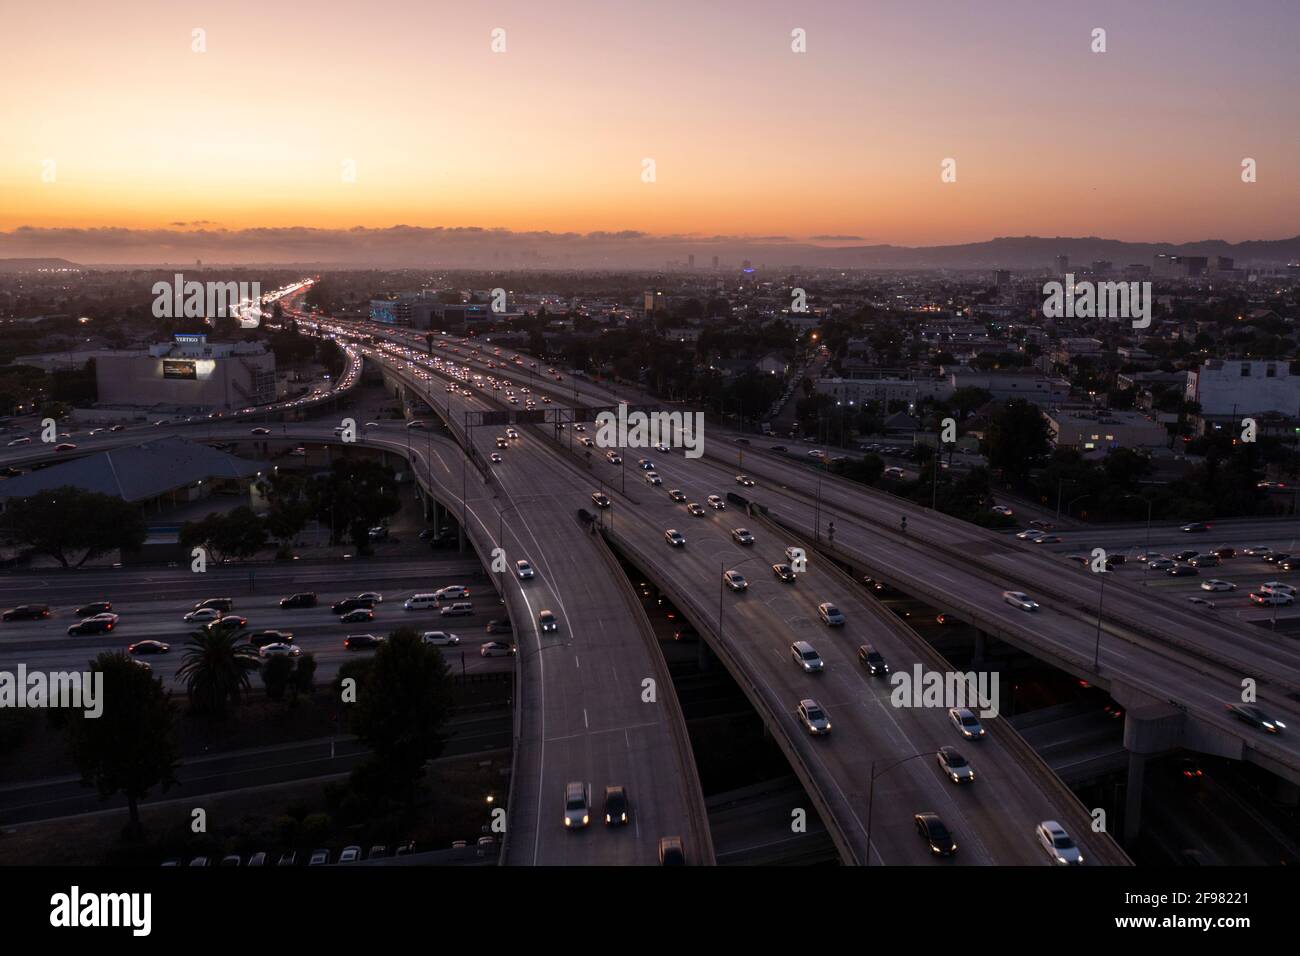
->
(1123, 751, 1148, 845)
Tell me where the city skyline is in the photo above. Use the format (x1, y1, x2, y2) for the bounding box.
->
(2, 0, 1298, 248)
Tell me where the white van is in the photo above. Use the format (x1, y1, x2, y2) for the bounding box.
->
(404, 593, 440, 610)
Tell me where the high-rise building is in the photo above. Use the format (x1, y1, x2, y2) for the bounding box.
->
(688, 254, 695, 269)
(994, 269, 1011, 289)
(712, 255, 719, 270)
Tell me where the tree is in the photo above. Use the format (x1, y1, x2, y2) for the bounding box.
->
(0, 487, 147, 567)
(175, 629, 259, 717)
(305, 459, 400, 549)
(179, 507, 268, 564)
(64, 652, 179, 840)
(346, 628, 454, 803)
(985, 400, 1051, 486)
(255, 471, 311, 550)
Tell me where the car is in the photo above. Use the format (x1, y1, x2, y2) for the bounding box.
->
(279, 592, 317, 608)
(1261, 581, 1297, 595)
(563, 781, 590, 829)
(1002, 591, 1039, 611)
(686, 502, 705, 517)
(664, 529, 686, 547)
(1227, 702, 1286, 733)
(486, 619, 513, 634)
(54, 443, 77, 452)
(480, 641, 515, 657)
(345, 633, 385, 650)
(668, 489, 686, 502)
(580, 436, 595, 447)
(1242, 546, 1273, 558)
(797, 698, 831, 735)
(331, 597, 375, 614)
(1201, 579, 1236, 592)
(246, 629, 293, 647)
(1029, 519, 1055, 530)
(439, 602, 472, 617)
(6, 437, 31, 446)
(434, 586, 471, 602)
(128, 640, 169, 655)
(790, 641, 823, 672)
(948, 707, 985, 739)
(591, 492, 611, 509)
(495, 436, 508, 448)
(74, 601, 112, 617)
(706, 495, 726, 510)
(915, 812, 958, 856)
(772, 563, 796, 582)
(637, 458, 654, 470)
(722, 569, 748, 592)
(936, 746, 975, 783)
(420, 631, 459, 646)
(658, 836, 685, 866)
(1172, 550, 1199, 562)
(603, 785, 630, 826)
(65, 614, 117, 635)
(644, 471, 662, 485)
(539, 610, 558, 632)
(1036, 820, 1084, 865)
(991, 505, 1014, 517)
(1264, 552, 1292, 565)
(858, 644, 889, 676)
(355, 592, 383, 604)
(1166, 565, 1198, 577)
(339, 608, 375, 623)
(1187, 596, 1217, 609)
(109, 424, 126, 432)
(731, 528, 755, 546)
(205, 615, 248, 634)
(259, 642, 301, 658)
(515, 560, 535, 580)
(193, 597, 233, 612)
(605, 452, 622, 465)
(489, 453, 503, 463)
(1212, 546, 1236, 559)
(506, 428, 519, 439)
(1147, 558, 1175, 571)
(1188, 555, 1219, 568)
(1250, 591, 1293, 606)
(184, 607, 222, 623)
(1016, 529, 1046, 541)
(338, 846, 362, 864)
(818, 602, 845, 626)
(1034, 535, 1062, 544)
(735, 475, 755, 487)
(1180, 522, 1210, 533)
(2, 604, 51, 622)
(250, 427, 271, 435)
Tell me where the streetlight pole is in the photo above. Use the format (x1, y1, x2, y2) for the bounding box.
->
(864, 751, 935, 865)
(1092, 569, 1108, 670)
(718, 555, 765, 642)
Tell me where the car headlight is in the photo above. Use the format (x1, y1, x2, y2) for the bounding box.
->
(582, 815, 589, 825)
(564, 818, 572, 827)
(605, 814, 611, 823)
(621, 812, 627, 822)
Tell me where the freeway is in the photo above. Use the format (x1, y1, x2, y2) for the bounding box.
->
(325, 322, 1129, 864)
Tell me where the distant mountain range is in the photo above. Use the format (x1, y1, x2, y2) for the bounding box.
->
(1, 230, 1298, 271)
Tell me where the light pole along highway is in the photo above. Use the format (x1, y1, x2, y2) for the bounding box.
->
(863, 750, 938, 866)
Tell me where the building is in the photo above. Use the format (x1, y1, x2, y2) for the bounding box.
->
(947, 368, 1070, 405)
(95, 334, 276, 411)
(1187, 359, 1300, 416)
(816, 374, 950, 407)
(1044, 408, 1167, 452)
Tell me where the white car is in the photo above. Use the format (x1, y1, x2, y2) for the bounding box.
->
(936, 746, 975, 784)
(1201, 580, 1236, 592)
(421, 631, 460, 646)
(991, 505, 1014, 517)
(183, 607, 222, 623)
(7, 437, 31, 446)
(1260, 581, 1297, 596)
(515, 560, 535, 580)
(1036, 820, 1084, 866)
(356, 592, 383, 603)
(706, 495, 726, 510)
(790, 641, 823, 673)
(1016, 529, 1046, 541)
(259, 642, 302, 658)
(1002, 591, 1039, 611)
(644, 471, 662, 486)
(797, 698, 831, 735)
(735, 475, 755, 487)
(948, 707, 985, 739)
(817, 603, 845, 626)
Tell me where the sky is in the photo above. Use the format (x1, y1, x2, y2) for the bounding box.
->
(1, 0, 1297, 257)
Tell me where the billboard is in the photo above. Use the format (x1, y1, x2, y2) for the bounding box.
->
(162, 359, 197, 380)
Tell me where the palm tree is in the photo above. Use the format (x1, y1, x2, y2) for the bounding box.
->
(176, 629, 258, 716)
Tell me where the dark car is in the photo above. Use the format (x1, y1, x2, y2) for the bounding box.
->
(3, 604, 50, 622)
(658, 836, 685, 866)
(344, 634, 384, 650)
(1264, 553, 1291, 565)
(128, 640, 170, 655)
(603, 786, 631, 826)
(1166, 565, 1198, 577)
(486, 619, 513, 635)
(75, 601, 113, 617)
(340, 608, 374, 624)
(247, 630, 293, 648)
(1212, 546, 1236, 559)
(1181, 522, 1210, 533)
(279, 592, 317, 609)
(331, 597, 376, 615)
(1171, 550, 1198, 562)
(1227, 703, 1286, 734)
(915, 812, 958, 856)
(858, 644, 889, 676)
